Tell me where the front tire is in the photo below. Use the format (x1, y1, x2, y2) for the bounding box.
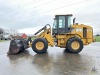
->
(32, 38, 48, 54)
(66, 38, 83, 53)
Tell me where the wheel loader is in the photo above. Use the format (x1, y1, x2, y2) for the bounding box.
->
(8, 14, 94, 55)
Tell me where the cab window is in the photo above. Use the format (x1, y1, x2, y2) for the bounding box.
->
(58, 16, 65, 28)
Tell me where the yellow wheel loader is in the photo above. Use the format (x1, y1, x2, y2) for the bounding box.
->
(8, 14, 94, 55)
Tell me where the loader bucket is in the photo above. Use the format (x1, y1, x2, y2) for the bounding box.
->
(7, 39, 25, 55)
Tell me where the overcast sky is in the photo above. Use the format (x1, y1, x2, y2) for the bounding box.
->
(0, 0, 100, 34)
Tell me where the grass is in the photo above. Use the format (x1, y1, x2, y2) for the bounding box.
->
(0, 40, 6, 42)
(94, 36, 100, 42)
(31, 37, 35, 41)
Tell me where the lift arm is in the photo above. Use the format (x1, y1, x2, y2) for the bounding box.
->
(34, 24, 54, 47)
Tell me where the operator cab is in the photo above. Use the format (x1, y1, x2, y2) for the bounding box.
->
(53, 14, 73, 35)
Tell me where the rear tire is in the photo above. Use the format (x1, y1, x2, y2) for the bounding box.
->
(66, 38, 83, 53)
(32, 38, 48, 54)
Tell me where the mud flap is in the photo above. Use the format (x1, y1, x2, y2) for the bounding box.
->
(7, 39, 25, 55)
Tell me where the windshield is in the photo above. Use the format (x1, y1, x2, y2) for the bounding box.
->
(53, 19, 57, 29)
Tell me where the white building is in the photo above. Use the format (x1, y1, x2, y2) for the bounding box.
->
(0, 27, 18, 40)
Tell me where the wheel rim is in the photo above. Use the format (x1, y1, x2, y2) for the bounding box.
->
(71, 41, 80, 50)
(36, 41, 44, 50)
